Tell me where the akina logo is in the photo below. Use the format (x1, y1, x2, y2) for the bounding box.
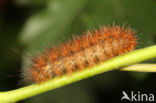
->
(121, 91, 154, 102)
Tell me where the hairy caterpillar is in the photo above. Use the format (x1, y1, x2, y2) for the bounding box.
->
(22, 25, 137, 84)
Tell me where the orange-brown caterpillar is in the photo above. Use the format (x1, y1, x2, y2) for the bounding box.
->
(22, 25, 137, 84)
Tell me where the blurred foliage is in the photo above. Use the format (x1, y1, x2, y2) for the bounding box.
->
(0, 0, 156, 103)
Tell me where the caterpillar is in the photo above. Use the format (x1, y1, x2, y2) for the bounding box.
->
(22, 25, 137, 84)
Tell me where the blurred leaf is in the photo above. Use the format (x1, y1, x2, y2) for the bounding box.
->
(19, 0, 88, 53)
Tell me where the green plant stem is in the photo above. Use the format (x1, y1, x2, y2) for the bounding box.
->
(121, 64, 156, 72)
(0, 45, 156, 103)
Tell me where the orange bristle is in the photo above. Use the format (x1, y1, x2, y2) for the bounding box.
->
(22, 25, 137, 84)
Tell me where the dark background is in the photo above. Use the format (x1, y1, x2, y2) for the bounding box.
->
(0, 0, 156, 103)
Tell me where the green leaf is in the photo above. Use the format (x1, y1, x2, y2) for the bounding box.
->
(19, 0, 88, 54)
